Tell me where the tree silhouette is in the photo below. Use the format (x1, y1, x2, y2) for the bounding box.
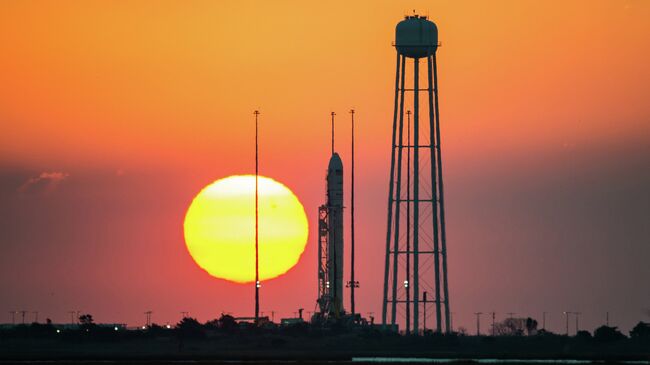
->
(594, 325, 626, 342)
(176, 317, 204, 338)
(493, 318, 526, 336)
(218, 314, 237, 332)
(630, 322, 650, 338)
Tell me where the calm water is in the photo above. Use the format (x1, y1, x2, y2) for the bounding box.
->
(352, 359, 650, 364)
(1, 360, 649, 365)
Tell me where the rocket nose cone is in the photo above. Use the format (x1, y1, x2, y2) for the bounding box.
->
(328, 153, 343, 171)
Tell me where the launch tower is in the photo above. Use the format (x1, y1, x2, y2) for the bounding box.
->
(317, 115, 345, 318)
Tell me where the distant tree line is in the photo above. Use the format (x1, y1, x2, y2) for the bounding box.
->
(2, 312, 650, 345)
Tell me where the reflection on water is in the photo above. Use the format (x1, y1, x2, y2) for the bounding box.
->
(352, 359, 650, 364)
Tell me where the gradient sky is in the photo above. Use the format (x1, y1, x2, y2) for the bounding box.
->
(1, 0, 649, 333)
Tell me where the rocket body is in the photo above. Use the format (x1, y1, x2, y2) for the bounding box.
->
(327, 153, 344, 314)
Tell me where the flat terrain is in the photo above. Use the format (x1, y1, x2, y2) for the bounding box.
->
(1, 330, 649, 362)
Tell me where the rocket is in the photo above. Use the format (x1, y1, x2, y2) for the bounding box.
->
(327, 152, 344, 314)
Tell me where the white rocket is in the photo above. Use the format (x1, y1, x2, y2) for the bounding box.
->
(326, 152, 344, 314)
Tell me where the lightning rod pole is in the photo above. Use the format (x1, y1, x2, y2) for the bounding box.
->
(350, 108, 356, 317)
(254, 110, 260, 323)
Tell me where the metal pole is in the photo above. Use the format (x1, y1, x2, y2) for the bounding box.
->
(423, 291, 428, 332)
(254, 110, 260, 323)
(382, 52, 401, 327)
(391, 55, 406, 326)
(450, 312, 454, 332)
(575, 312, 580, 333)
(412, 57, 420, 335)
(475, 312, 482, 336)
(564, 312, 570, 335)
(350, 108, 356, 317)
(427, 53, 442, 333)
(491, 312, 496, 336)
(433, 53, 451, 333)
(331, 112, 336, 155)
(405, 109, 411, 335)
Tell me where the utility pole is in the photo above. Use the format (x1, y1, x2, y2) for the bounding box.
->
(490, 312, 496, 336)
(563, 311, 571, 335)
(474, 312, 482, 336)
(20, 310, 27, 324)
(33, 311, 39, 323)
(606, 311, 609, 326)
(9, 311, 16, 325)
(68, 311, 76, 325)
(507, 312, 515, 319)
(575, 312, 581, 333)
(542, 312, 547, 330)
(254, 109, 260, 324)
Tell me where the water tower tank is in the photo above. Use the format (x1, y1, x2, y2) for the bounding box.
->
(395, 15, 438, 58)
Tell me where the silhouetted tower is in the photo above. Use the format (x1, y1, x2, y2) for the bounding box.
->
(347, 109, 359, 317)
(382, 14, 451, 334)
(317, 113, 345, 318)
(145, 311, 152, 327)
(254, 110, 260, 323)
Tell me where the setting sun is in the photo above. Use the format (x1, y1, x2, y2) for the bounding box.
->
(183, 175, 309, 283)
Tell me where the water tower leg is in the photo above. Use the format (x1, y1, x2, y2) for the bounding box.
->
(433, 53, 451, 334)
(427, 54, 443, 333)
(382, 52, 402, 327)
(391, 55, 407, 326)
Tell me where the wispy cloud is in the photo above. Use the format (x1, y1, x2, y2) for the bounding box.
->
(18, 171, 70, 194)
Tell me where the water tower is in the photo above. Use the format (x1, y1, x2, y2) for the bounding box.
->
(381, 14, 451, 334)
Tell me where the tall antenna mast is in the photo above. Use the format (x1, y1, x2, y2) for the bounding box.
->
(349, 108, 356, 317)
(331, 111, 336, 154)
(254, 110, 260, 323)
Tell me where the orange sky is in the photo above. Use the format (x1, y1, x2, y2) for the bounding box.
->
(1, 1, 649, 332)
